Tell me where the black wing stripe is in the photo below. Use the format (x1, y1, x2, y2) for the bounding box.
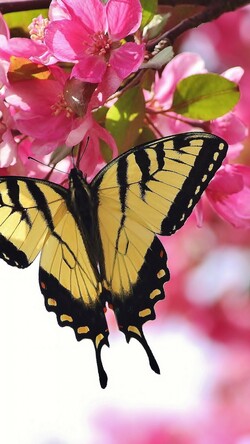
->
(156, 142, 165, 169)
(6, 179, 32, 227)
(117, 156, 128, 213)
(134, 149, 151, 199)
(26, 181, 55, 232)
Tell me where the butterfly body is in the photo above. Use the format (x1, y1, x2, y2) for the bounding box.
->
(67, 168, 103, 275)
(0, 132, 228, 388)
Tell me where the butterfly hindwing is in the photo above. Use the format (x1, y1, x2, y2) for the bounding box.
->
(111, 236, 169, 373)
(39, 206, 109, 388)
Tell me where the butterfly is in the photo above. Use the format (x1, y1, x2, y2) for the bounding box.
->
(0, 132, 227, 388)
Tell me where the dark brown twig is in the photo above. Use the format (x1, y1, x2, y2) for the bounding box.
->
(147, 0, 250, 49)
(159, 0, 223, 5)
(0, 0, 49, 14)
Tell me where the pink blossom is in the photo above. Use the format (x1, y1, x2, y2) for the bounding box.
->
(211, 112, 247, 147)
(0, 13, 56, 72)
(65, 111, 118, 180)
(26, 14, 58, 65)
(45, 0, 145, 101)
(210, 67, 248, 150)
(78, 120, 118, 181)
(4, 66, 118, 176)
(0, 14, 11, 85)
(0, 98, 17, 167)
(4, 67, 90, 154)
(206, 164, 250, 229)
(0, 136, 72, 183)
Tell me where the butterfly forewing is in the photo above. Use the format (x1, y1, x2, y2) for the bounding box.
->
(0, 177, 65, 267)
(92, 132, 228, 367)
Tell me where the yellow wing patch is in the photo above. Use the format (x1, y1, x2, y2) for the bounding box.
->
(40, 204, 101, 304)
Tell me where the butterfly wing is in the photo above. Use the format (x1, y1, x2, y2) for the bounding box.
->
(39, 206, 109, 388)
(0, 177, 65, 267)
(92, 132, 228, 369)
(0, 176, 109, 388)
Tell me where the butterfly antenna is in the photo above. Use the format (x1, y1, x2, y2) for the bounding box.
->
(28, 157, 67, 180)
(80, 136, 90, 163)
(71, 137, 90, 169)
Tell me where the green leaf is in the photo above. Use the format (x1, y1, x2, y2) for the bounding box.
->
(4, 9, 48, 37)
(93, 106, 109, 125)
(106, 87, 145, 153)
(171, 73, 240, 120)
(140, 0, 158, 28)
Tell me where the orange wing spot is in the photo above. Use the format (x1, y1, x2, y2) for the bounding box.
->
(77, 326, 90, 334)
(160, 250, 164, 258)
(108, 303, 114, 310)
(103, 306, 107, 313)
(40, 281, 46, 290)
(139, 308, 151, 317)
(157, 269, 166, 279)
(60, 314, 73, 323)
(128, 325, 141, 337)
(47, 298, 57, 307)
(95, 333, 104, 349)
(150, 289, 161, 299)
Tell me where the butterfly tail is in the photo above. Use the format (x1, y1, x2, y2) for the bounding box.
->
(94, 334, 109, 389)
(124, 324, 160, 374)
(111, 237, 169, 376)
(39, 267, 110, 388)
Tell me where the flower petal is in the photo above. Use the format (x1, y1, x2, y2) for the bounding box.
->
(211, 112, 248, 145)
(72, 56, 107, 83)
(0, 136, 17, 167)
(109, 42, 144, 80)
(45, 19, 90, 62)
(0, 13, 10, 39)
(61, 0, 107, 33)
(107, 0, 142, 40)
(207, 164, 250, 229)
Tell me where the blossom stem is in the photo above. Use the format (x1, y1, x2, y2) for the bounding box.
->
(144, 114, 164, 138)
(146, 107, 209, 130)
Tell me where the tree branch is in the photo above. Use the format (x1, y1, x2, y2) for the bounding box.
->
(159, 0, 222, 5)
(147, 0, 250, 49)
(0, 0, 49, 14)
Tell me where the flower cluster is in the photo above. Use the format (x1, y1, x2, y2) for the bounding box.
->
(0, 0, 249, 228)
